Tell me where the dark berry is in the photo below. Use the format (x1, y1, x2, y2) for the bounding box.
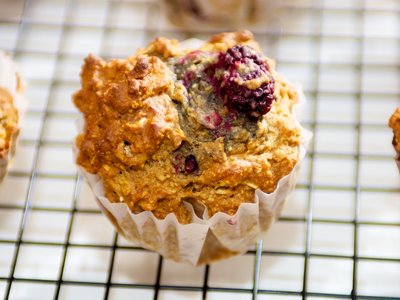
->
(207, 45, 275, 119)
(203, 112, 223, 129)
(173, 153, 199, 174)
(184, 155, 198, 173)
(182, 70, 195, 88)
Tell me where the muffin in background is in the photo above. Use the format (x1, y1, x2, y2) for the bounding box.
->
(160, 0, 277, 29)
(389, 108, 400, 171)
(0, 52, 27, 182)
(74, 31, 310, 265)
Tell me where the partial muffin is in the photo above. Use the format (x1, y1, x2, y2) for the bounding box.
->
(74, 31, 309, 264)
(389, 108, 400, 170)
(161, 0, 277, 29)
(162, 0, 253, 26)
(0, 52, 26, 181)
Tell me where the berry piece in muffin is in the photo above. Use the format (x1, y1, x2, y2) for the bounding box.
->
(206, 44, 275, 119)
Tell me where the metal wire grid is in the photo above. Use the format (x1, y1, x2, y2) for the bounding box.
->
(0, 0, 399, 299)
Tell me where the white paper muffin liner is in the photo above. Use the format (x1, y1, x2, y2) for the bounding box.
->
(0, 52, 28, 182)
(74, 83, 311, 265)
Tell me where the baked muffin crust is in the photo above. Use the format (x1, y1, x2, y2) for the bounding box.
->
(389, 108, 400, 156)
(0, 87, 19, 159)
(75, 31, 302, 224)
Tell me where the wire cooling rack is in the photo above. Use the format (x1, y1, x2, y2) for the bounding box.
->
(0, 0, 399, 299)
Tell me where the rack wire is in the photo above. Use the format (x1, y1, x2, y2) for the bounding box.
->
(0, 0, 399, 299)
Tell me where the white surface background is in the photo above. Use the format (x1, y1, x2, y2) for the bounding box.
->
(0, 0, 399, 299)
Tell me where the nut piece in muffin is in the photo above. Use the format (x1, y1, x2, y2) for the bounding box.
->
(74, 31, 302, 225)
(389, 108, 400, 168)
(0, 53, 24, 181)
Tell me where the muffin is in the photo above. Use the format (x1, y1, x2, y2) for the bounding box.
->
(0, 52, 26, 181)
(74, 31, 310, 264)
(389, 108, 400, 170)
(160, 0, 277, 29)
